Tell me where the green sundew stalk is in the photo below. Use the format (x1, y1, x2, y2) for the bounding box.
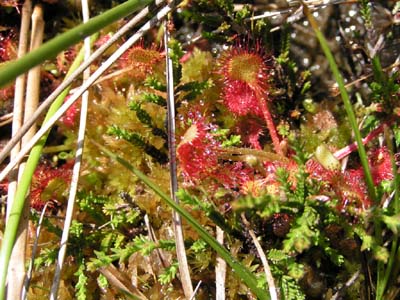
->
(0, 35, 97, 300)
(301, 1, 376, 202)
(0, 0, 151, 88)
(93, 140, 271, 300)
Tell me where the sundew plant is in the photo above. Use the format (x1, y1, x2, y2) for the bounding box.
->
(0, 0, 400, 299)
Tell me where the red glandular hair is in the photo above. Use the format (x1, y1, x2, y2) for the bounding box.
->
(217, 41, 269, 117)
(177, 116, 219, 183)
(30, 162, 73, 211)
(306, 146, 395, 212)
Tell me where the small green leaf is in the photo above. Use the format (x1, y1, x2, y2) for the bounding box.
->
(381, 214, 400, 235)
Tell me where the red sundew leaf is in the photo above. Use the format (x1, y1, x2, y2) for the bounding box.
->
(235, 118, 264, 150)
(306, 159, 335, 182)
(0, 1, 18, 7)
(337, 169, 371, 211)
(0, 30, 17, 63)
(222, 80, 263, 116)
(177, 118, 220, 183)
(306, 159, 371, 211)
(59, 96, 80, 128)
(118, 43, 164, 79)
(368, 146, 394, 185)
(217, 42, 270, 117)
(212, 161, 254, 190)
(217, 40, 283, 155)
(30, 162, 73, 211)
(177, 116, 256, 189)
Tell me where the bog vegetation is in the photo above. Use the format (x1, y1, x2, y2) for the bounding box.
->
(0, 0, 400, 299)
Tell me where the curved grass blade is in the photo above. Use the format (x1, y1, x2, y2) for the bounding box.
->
(300, 1, 376, 202)
(93, 141, 270, 300)
(0, 36, 96, 300)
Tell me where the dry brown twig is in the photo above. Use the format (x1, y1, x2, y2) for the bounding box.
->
(164, 1, 194, 297)
(241, 213, 278, 300)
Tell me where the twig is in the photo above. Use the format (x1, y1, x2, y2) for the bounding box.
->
(22, 202, 49, 300)
(247, 0, 357, 22)
(6, 0, 31, 219)
(215, 226, 226, 300)
(241, 213, 278, 300)
(0, 3, 175, 183)
(49, 1, 91, 298)
(99, 264, 148, 300)
(144, 214, 169, 269)
(164, 3, 194, 297)
(0, 113, 13, 127)
(0, 0, 167, 167)
(189, 281, 202, 300)
(330, 270, 360, 300)
(332, 61, 400, 97)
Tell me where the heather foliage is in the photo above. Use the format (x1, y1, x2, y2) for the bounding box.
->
(1, 1, 400, 299)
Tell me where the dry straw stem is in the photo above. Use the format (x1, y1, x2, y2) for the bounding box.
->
(0, 113, 13, 127)
(22, 203, 49, 300)
(189, 281, 202, 300)
(99, 264, 149, 300)
(7, 5, 44, 300)
(49, 0, 91, 298)
(215, 226, 226, 300)
(247, 0, 357, 22)
(0, 0, 166, 167)
(164, 7, 194, 297)
(6, 0, 32, 220)
(144, 214, 170, 268)
(241, 214, 278, 300)
(0, 2, 174, 184)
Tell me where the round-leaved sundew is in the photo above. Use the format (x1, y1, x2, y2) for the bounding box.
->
(217, 41, 283, 155)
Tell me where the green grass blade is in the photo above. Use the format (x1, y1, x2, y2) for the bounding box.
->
(94, 141, 270, 300)
(0, 36, 96, 300)
(301, 1, 376, 202)
(0, 0, 151, 88)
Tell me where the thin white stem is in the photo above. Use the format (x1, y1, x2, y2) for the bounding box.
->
(189, 281, 202, 300)
(241, 214, 278, 300)
(215, 226, 226, 300)
(0, 112, 13, 122)
(164, 8, 194, 298)
(331, 270, 360, 300)
(0, 0, 167, 166)
(49, 1, 91, 299)
(247, 0, 356, 21)
(0, 3, 174, 184)
(22, 202, 49, 300)
(144, 214, 169, 268)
